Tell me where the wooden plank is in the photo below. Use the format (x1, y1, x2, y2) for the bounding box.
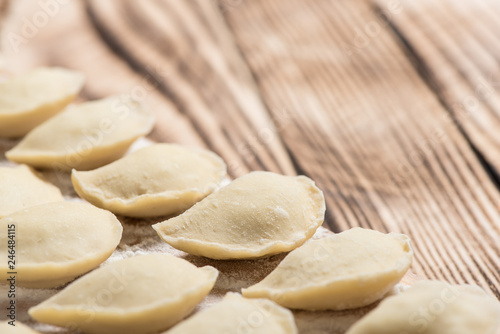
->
(225, 0, 500, 297)
(1, 1, 499, 333)
(374, 0, 500, 178)
(0, 0, 296, 178)
(85, 0, 296, 178)
(1, 0, 499, 300)
(0, 0, 206, 148)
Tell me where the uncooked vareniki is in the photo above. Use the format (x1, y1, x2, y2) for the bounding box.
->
(72, 143, 227, 217)
(242, 228, 413, 310)
(153, 171, 325, 259)
(6, 96, 154, 170)
(0, 67, 84, 138)
(0, 202, 122, 288)
(0, 164, 63, 218)
(345, 280, 500, 334)
(29, 254, 218, 334)
(167, 293, 297, 334)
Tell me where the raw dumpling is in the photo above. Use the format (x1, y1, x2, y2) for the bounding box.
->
(0, 201, 122, 288)
(0, 164, 63, 218)
(71, 143, 227, 217)
(153, 171, 325, 259)
(242, 228, 413, 310)
(29, 254, 218, 334)
(0, 67, 84, 138)
(6, 96, 155, 171)
(167, 293, 297, 334)
(345, 280, 500, 334)
(0, 321, 41, 333)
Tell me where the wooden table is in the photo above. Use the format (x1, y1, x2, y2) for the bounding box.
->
(1, 0, 500, 331)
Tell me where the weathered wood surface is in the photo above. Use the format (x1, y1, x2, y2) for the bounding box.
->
(378, 0, 500, 175)
(224, 0, 500, 296)
(0, 0, 500, 330)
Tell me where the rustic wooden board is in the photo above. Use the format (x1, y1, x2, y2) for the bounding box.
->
(87, 0, 299, 178)
(0, 0, 500, 332)
(224, 0, 500, 296)
(375, 0, 500, 174)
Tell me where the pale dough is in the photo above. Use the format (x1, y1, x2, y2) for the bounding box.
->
(242, 227, 413, 310)
(166, 293, 297, 334)
(0, 201, 122, 288)
(0, 67, 84, 138)
(153, 171, 325, 259)
(0, 321, 41, 333)
(0, 164, 63, 218)
(345, 280, 500, 334)
(6, 96, 155, 171)
(72, 143, 227, 217)
(29, 254, 218, 334)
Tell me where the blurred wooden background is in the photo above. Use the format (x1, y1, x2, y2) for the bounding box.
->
(1, 0, 500, 300)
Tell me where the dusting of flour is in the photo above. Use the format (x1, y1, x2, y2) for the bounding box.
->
(0, 138, 413, 334)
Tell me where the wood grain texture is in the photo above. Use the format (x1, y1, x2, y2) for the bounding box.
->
(0, 0, 499, 306)
(225, 0, 500, 297)
(86, 0, 296, 178)
(375, 0, 500, 179)
(0, 0, 206, 149)
(0, 0, 296, 179)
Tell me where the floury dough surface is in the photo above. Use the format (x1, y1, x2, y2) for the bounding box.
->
(153, 171, 326, 259)
(0, 137, 415, 334)
(0, 202, 123, 288)
(242, 228, 413, 310)
(29, 254, 218, 334)
(0, 67, 84, 138)
(167, 293, 298, 334)
(0, 164, 63, 218)
(5, 96, 155, 171)
(72, 143, 227, 217)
